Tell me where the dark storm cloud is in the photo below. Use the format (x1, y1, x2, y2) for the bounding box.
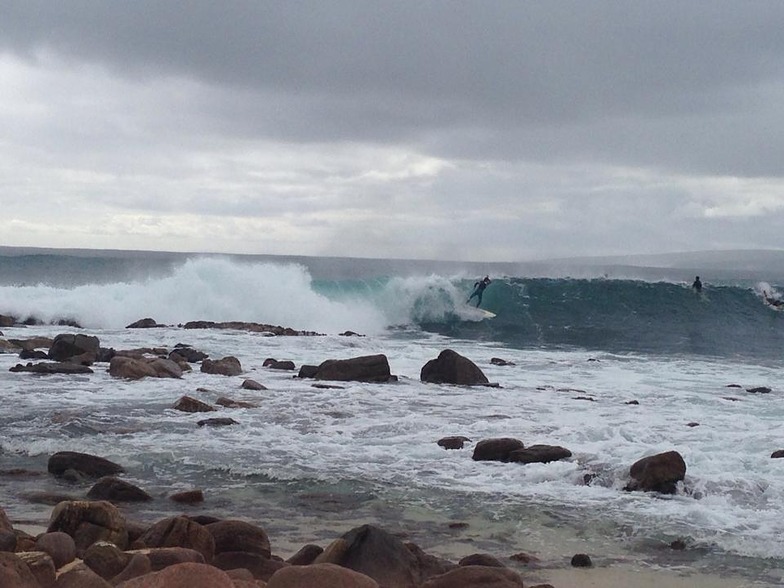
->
(3, 1, 784, 176)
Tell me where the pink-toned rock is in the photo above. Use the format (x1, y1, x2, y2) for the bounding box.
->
(212, 551, 286, 580)
(47, 500, 128, 556)
(15, 551, 55, 587)
(0, 552, 39, 588)
(109, 356, 182, 380)
(144, 547, 205, 571)
(419, 565, 524, 588)
(137, 517, 215, 563)
(201, 357, 243, 376)
(110, 553, 152, 585)
(53, 564, 112, 587)
(314, 524, 420, 587)
(115, 562, 235, 587)
(173, 396, 215, 413)
(35, 530, 76, 568)
(206, 520, 271, 558)
(267, 562, 379, 588)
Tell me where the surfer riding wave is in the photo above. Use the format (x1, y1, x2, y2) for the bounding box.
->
(467, 276, 491, 308)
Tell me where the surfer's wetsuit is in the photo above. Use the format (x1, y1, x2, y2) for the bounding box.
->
(467, 277, 491, 307)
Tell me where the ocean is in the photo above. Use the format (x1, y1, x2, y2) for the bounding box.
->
(1, 248, 783, 585)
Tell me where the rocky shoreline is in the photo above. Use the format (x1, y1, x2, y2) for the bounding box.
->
(0, 319, 774, 586)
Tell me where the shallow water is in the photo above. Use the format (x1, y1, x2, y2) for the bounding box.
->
(1, 322, 784, 584)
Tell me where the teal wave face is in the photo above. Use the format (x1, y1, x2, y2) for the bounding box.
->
(418, 277, 784, 360)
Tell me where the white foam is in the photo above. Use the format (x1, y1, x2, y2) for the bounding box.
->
(2, 325, 784, 560)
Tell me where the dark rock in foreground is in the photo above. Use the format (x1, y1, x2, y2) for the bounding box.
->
(420, 349, 489, 385)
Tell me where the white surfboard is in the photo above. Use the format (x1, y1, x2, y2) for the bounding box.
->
(464, 305, 496, 319)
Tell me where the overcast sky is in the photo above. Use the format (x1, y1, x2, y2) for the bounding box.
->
(2, 1, 784, 262)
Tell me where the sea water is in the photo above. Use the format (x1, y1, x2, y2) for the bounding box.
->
(1, 250, 784, 584)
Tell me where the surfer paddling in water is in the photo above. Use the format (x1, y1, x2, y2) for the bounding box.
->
(467, 275, 492, 308)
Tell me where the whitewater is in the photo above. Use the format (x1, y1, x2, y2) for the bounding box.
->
(1, 252, 784, 585)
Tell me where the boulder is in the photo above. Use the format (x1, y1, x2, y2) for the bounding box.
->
(15, 551, 56, 587)
(169, 490, 204, 504)
(197, 418, 239, 427)
(286, 544, 323, 565)
(201, 357, 243, 376)
(437, 436, 471, 450)
(472, 438, 525, 462)
(83, 540, 132, 579)
(170, 344, 209, 362)
(115, 562, 235, 588)
(9, 362, 94, 374)
(125, 318, 161, 328)
(216, 396, 258, 409)
(263, 359, 296, 370)
(51, 564, 112, 587)
(48, 451, 125, 479)
(625, 450, 686, 494)
(458, 553, 505, 567)
(47, 500, 128, 556)
(571, 553, 593, 567)
(0, 314, 15, 327)
(87, 477, 153, 502)
(143, 547, 205, 571)
(110, 553, 151, 585)
(137, 516, 215, 563)
(0, 530, 16, 553)
(267, 562, 379, 588)
(241, 379, 267, 390)
(420, 350, 489, 385)
(0, 339, 22, 354)
(48, 333, 100, 362)
(419, 565, 524, 588)
(313, 354, 391, 383)
(19, 349, 49, 360)
(206, 520, 271, 558)
(315, 524, 421, 587)
(109, 356, 182, 380)
(0, 552, 39, 588)
(173, 396, 215, 413)
(490, 357, 515, 366)
(212, 551, 286, 580)
(34, 530, 77, 568)
(771, 450, 784, 459)
(508, 444, 572, 464)
(297, 365, 319, 379)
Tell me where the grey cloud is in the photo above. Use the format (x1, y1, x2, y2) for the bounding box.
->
(2, 1, 784, 177)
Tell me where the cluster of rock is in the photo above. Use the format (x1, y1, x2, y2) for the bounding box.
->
(0, 314, 81, 328)
(124, 317, 324, 337)
(2, 496, 564, 588)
